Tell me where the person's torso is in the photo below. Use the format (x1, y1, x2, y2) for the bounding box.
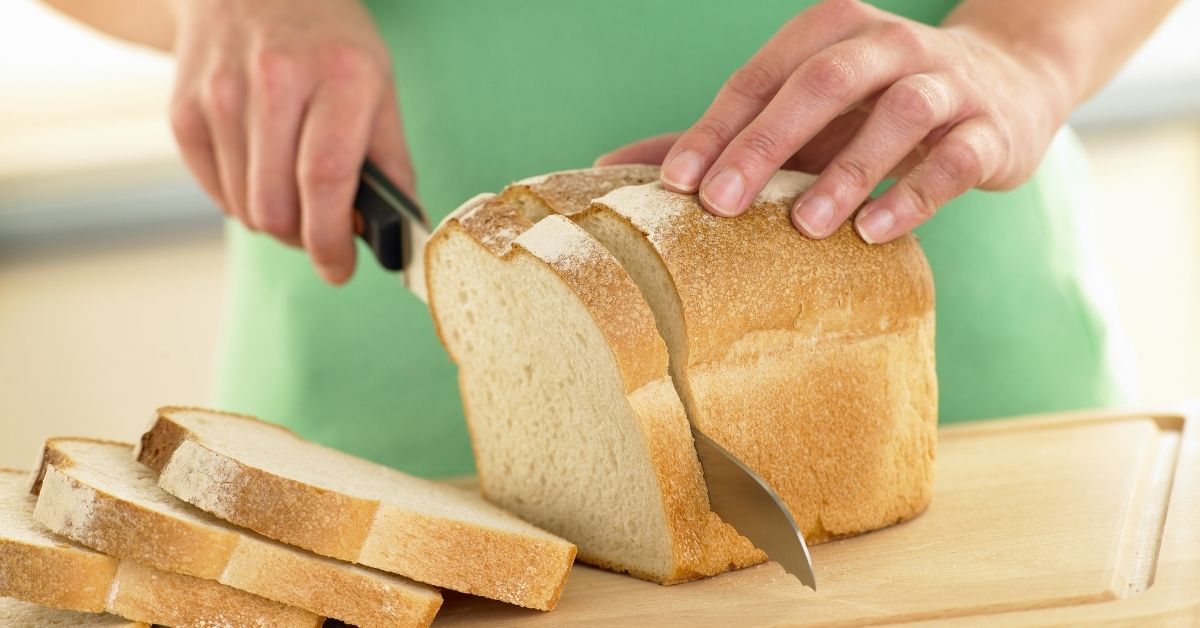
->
(215, 0, 1123, 477)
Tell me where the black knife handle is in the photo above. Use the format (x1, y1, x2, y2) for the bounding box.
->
(353, 161, 424, 271)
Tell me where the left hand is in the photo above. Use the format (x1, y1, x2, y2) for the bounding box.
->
(596, 0, 1070, 243)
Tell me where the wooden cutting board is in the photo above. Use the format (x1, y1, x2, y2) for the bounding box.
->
(432, 409, 1200, 626)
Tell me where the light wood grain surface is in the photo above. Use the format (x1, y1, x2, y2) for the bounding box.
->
(433, 409, 1200, 627)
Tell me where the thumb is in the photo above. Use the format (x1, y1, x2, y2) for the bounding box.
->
(594, 132, 682, 167)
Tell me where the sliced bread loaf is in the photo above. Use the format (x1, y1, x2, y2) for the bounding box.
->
(574, 172, 937, 544)
(32, 437, 442, 628)
(427, 173, 761, 584)
(136, 406, 577, 610)
(0, 597, 147, 627)
(426, 166, 938, 581)
(0, 468, 321, 627)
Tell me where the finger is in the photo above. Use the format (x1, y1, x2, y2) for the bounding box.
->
(296, 54, 382, 284)
(854, 117, 999, 243)
(168, 98, 226, 211)
(246, 50, 311, 247)
(594, 133, 680, 167)
(699, 36, 916, 217)
(202, 66, 252, 228)
(366, 88, 418, 200)
(792, 73, 958, 237)
(659, 0, 868, 193)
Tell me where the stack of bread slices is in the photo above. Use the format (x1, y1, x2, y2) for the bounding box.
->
(1, 407, 576, 626)
(1, 166, 937, 626)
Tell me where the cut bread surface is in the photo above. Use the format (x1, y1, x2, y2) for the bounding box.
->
(0, 597, 147, 627)
(428, 173, 761, 585)
(0, 469, 321, 627)
(33, 437, 442, 628)
(137, 406, 576, 611)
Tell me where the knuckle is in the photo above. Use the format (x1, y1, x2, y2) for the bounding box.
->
(817, 0, 867, 22)
(299, 151, 357, 190)
(912, 195, 939, 221)
(203, 69, 244, 118)
(829, 156, 874, 192)
(936, 137, 985, 184)
(801, 54, 856, 102)
(689, 115, 741, 147)
(882, 79, 941, 129)
(724, 62, 783, 104)
(876, 20, 927, 56)
(168, 99, 206, 144)
(251, 48, 299, 100)
(317, 42, 379, 84)
(902, 181, 940, 221)
(735, 127, 787, 164)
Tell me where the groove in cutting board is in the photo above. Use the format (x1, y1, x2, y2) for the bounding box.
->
(1110, 423, 1181, 598)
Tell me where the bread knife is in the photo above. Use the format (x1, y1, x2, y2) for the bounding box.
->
(354, 162, 816, 590)
(354, 160, 430, 303)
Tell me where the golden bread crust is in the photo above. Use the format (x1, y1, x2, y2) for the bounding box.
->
(137, 407, 574, 611)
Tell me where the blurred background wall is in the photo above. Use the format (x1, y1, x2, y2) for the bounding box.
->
(2, 0, 1199, 468)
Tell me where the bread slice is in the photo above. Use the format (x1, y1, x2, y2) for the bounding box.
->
(426, 172, 761, 585)
(0, 468, 321, 627)
(136, 406, 576, 610)
(31, 437, 442, 628)
(0, 597, 147, 627)
(574, 171, 938, 544)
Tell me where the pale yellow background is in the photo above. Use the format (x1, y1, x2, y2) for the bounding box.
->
(2, 2, 1199, 468)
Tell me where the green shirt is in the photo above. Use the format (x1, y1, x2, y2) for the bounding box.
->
(214, 1, 1127, 477)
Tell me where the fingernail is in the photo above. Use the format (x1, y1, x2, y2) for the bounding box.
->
(793, 194, 836, 237)
(700, 167, 745, 217)
(855, 207, 896, 244)
(661, 150, 704, 192)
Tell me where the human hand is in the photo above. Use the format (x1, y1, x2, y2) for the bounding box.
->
(169, 0, 414, 283)
(597, 0, 1071, 243)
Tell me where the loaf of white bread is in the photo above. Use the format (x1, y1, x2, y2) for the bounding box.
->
(427, 166, 937, 583)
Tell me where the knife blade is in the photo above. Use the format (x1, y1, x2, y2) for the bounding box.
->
(692, 428, 816, 589)
(353, 161, 816, 589)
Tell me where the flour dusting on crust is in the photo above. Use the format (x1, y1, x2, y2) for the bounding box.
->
(514, 215, 593, 270)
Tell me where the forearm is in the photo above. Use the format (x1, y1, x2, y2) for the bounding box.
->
(943, 0, 1179, 120)
(41, 0, 176, 51)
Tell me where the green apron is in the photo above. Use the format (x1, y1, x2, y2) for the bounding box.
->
(214, 1, 1128, 478)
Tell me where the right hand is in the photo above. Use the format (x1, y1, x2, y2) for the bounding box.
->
(169, 0, 415, 284)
